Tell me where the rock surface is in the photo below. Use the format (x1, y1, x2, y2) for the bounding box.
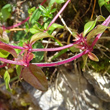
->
(22, 65, 110, 110)
(0, 65, 110, 110)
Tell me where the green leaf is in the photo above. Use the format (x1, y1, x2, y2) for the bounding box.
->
(21, 64, 48, 91)
(70, 45, 79, 53)
(0, 42, 17, 58)
(96, 15, 105, 22)
(51, 8, 57, 13)
(104, 3, 110, 12)
(32, 41, 44, 63)
(30, 32, 53, 44)
(29, 28, 40, 34)
(28, 7, 36, 15)
(0, 49, 9, 58)
(49, 0, 65, 6)
(98, 0, 109, 7)
(39, 5, 46, 13)
(83, 20, 96, 37)
(49, 23, 64, 32)
(44, 22, 49, 30)
(88, 52, 99, 62)
(4, 70, 12, 91)
(1, 4, 12, 21)
(51, 49, 67, 60)
(87, 25, 107, 43)
(55, 0, 65, 4)
(29, 9, 41, 24)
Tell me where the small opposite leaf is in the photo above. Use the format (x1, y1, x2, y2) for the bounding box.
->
(88, 52, 99, 62)
(0, 42, 17, 58)
(1, 4, 12, 21)
(48, 23, 64, 32)
(0, 49, 10, 58)
(96, 15, 105, 22)
(39, 5, 46, 13)
(104, 3, 110, 12)
(4, 70, 12, 91)
(29, 9, 41, 24)
(21, 64, 48, 91)
(87, 25, 107, 43)
(28, 7, 36, 15)
(30, 32, 53, 44)
(29, 28, 40, 34)
(83, 20, 96, 37)
(98, 0, 109, 7)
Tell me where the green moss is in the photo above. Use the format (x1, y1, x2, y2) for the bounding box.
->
(88, 55, 110, 73)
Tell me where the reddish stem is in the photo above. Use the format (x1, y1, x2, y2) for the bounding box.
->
(33, 50, 89, 67)
(0, 57, 27, 66)
(91, 15, 110, 47)
(46, 0, 71, 31)
(4, 40, 80, 52)
(32, 41, 80, 52)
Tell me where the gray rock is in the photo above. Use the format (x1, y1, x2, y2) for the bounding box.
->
(83, 70, 110, 102)
(22, 66, 108, 110)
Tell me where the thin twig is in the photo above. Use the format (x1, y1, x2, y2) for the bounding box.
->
(91, 0, 96, 20)
(81, 0, 92, 18)
(59, 15, 73, 35)
(9, 28, 25, 31)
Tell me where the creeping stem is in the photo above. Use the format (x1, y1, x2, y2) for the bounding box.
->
(33, 50, 89, 67)
(0, 1, 110, 68)
(46, 0, 71, 31)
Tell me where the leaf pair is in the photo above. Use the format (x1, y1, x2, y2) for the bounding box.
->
(86, 25, 108, 44)
(83, 15, 105, 37)
(82, 52, 99, 71)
